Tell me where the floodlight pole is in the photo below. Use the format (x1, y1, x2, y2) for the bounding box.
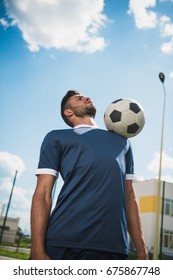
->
(0, 170, 18, 243)
(153, 73, 166, 260)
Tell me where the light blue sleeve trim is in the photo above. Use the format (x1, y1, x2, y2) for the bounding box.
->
(126, 174, 135, 180)
(35, 168, 59, 178)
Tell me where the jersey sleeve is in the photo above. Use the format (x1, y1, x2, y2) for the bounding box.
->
(125, 140, 135, 180)
(35, 131, 60, 178)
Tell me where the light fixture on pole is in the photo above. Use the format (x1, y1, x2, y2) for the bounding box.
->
(153, 72, 166, 259)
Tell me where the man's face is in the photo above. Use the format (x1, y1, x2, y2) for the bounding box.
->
(67, 94, 96, 118)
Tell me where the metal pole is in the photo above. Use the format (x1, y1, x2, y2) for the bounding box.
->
(0, 170, 18, 243)
(159, 181, 165, 260)
(153, 73, 166, 259)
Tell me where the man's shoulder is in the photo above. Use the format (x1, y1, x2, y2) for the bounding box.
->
(43, 129, 74, 142)
(47, 128, 73, 136)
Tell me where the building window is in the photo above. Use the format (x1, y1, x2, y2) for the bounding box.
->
(171, 201, 173, 217)
(164, 199, 173, 217)
(163, 230, 173, 250)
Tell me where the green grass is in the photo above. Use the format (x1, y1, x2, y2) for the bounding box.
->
(19, 240, 31, 248)
(0, 249, 30, 260)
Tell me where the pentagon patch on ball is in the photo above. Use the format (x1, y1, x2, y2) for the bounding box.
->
(104, 98, 145, 138)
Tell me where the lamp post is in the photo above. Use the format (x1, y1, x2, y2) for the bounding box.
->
(153, 73, 166, 260)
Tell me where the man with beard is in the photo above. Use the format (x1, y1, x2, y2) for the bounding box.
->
(30, 90, 148, 260)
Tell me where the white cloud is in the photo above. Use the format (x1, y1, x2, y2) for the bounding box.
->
(0, 18, 10, 28)
(3, 0, 107, 53)
(161, 175, 173, 183)
(160, 16, 173, 54)
(0, 151, 25, 178)
(169, 71, 173, 78)
(128, 0, 157, 29)
(128, 0, 173, 55)
(147, 151, 173, 182)
(148, 151, 173, 172)
(0, 151, 31, 233)
(0, 179, 32, 233)
(160, 16, 173, 37)
(161, 38, 173, 54)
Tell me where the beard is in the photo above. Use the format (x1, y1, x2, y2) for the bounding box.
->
(73, 105, 96, 118)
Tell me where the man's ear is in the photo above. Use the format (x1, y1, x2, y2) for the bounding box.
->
(64, 108, 73, 118)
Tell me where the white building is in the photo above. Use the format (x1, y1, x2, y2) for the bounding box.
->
(0, 216, 20, 244)
(134, 179, 173, 258)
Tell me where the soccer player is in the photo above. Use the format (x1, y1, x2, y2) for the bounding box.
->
(30, 90, 148, 260)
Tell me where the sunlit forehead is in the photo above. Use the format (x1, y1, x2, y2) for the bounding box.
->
(71, 94, 87, 101)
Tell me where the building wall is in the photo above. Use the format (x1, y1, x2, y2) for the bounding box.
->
(0, 216, 20, 244)
(134, 179, 173, 256)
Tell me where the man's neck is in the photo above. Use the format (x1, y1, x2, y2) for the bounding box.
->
(73, 116, 95, 127)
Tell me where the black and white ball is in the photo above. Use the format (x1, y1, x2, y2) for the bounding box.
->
(104, 98, 145, 138)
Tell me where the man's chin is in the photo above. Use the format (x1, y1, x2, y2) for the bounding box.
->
(87, 106, 96, 117)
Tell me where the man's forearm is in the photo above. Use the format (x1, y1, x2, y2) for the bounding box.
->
(126, 198, 148, 259)
(126, 180, 148, 260)
(30, 191, 52, 259)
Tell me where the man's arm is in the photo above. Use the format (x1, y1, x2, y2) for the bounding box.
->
(126, 180, 148, 260)
(30, 174, 56, 260)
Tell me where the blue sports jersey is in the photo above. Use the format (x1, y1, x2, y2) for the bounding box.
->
(36, 127, 135, 254)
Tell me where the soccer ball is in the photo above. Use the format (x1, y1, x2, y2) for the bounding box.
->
(104, 98, 145, 138)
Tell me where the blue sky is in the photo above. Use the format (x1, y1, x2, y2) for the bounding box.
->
(0, 0, 173, 233)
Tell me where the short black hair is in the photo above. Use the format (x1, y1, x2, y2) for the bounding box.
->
(61, 90, 80, 127)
